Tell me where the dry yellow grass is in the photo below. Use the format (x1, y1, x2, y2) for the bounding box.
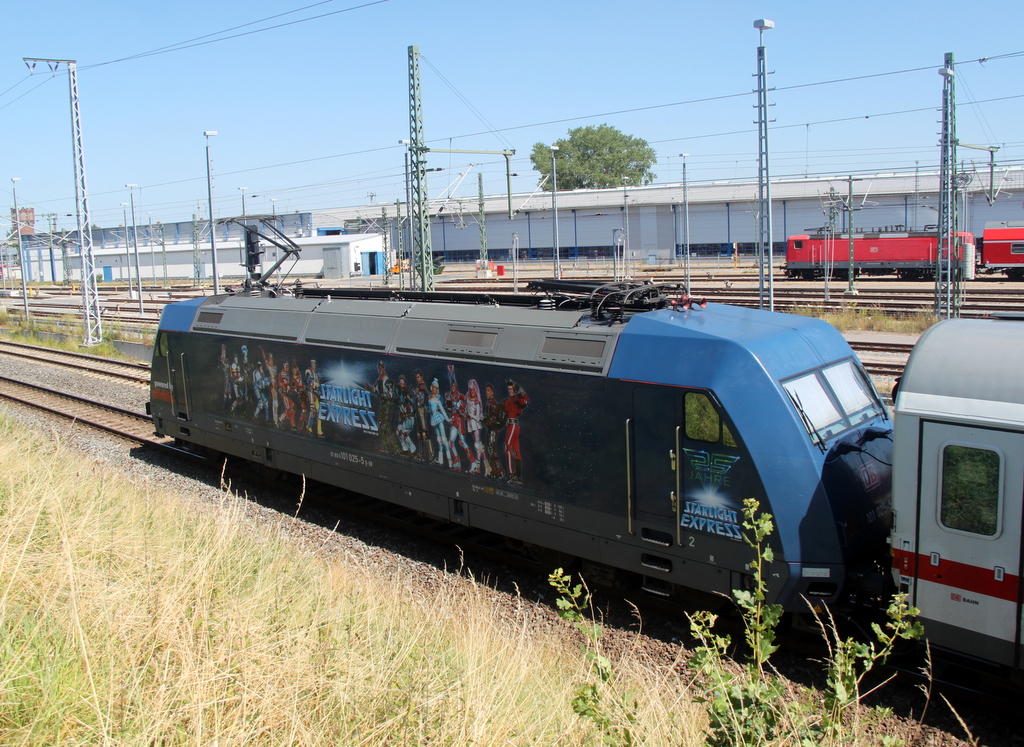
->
(0, 417, 703, 745)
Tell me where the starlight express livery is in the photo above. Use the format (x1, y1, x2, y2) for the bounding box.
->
(149, 282, 894, 612)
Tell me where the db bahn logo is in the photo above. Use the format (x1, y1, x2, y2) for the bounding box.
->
(859, 461, 881, 491)
(950, 592, 961, 602)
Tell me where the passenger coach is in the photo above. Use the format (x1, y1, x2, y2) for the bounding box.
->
(892, 315, 1024, 673)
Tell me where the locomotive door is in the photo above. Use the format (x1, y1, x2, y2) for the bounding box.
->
(631, 386, 679, 524)
(914, 421, 1024, 666)
(170, 352, 190, 421)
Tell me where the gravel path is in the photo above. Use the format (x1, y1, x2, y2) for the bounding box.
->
(0, 350, 1008, 746)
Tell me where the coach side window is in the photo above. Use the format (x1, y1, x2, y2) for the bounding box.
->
(684, 392, 737, 447)
(939, 444, 1000, 536)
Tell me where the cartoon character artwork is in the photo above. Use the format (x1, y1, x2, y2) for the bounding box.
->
(371, 361, 399, 455)
(428, 378, 458, 468)
(445, 365, 478, 474)
(502, 380, 530, 485)
(208, 347, 540, 488)
(304, 359, 322, 437)
(482, 383, 506, 480)
(413, 370, 433, 463)
(228, 353, 244, 415)
(292, 357, 307, 429)
(219, 344, 232, 410)
(464, 379, 486, 475)
(252, 361, 270, 422)
(240, 345, 253, 410)
(395, 374, 417, 457)
(261, 349, 279, 425)
(278, 362, 297, 429)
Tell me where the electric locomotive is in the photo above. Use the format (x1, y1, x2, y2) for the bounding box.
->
(785, 230, 977, 281)
(149, 280, 894, 613)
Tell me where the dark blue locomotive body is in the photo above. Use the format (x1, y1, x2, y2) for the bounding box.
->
(150, 291, 892, 610)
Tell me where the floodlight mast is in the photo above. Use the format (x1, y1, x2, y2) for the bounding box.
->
(753, 19, 775, 311)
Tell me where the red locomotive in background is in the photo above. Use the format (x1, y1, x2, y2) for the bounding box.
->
(785, 221, 1024, 281)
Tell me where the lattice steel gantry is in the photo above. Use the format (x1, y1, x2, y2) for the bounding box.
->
(935, 52, 961, 319)
(24, 57, 103, 344)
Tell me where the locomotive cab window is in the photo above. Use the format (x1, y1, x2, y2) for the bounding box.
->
(783, 360, 884, 445)
(939, 444, 1001, 537)
(685, 392, 737, 447)
(822, 360, 879, 427)
(793, 240, 803, 249)
(782, 373, 844, 443)
(156, 332, 169, 357)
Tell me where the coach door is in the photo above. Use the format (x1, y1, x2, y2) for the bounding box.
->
(631, 386, 679, 528)
(915, 421, 1024, 667)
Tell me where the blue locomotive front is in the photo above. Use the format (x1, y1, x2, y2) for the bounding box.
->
(150, 293, 892, 612)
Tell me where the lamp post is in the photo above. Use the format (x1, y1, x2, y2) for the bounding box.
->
(204, 131, 220, 294)
(511, 232, 519, 293)
(120, 202, 132, 290)
(11, 178, 29, 321)
(147, 211, 156, 286)
(621, 178, 630, 279)
(550, 145, 560, 279)
(239, 188, 258, 217)
(126, 184, 143, 314)
(680, 153, 691, 295)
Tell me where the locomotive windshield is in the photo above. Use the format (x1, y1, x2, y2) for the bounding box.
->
(782, 359, 884, 445)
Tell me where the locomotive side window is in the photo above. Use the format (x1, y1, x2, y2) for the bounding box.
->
(684, 392, 737, 446)
(156, 332, 169, 357)
(794, 240, 803, 249)
(1011, 242, 1024, 255)
(939, 444, 1001, 537)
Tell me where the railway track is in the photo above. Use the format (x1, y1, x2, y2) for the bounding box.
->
(0, 374, 167, 447)
(0, 339, 151, 384)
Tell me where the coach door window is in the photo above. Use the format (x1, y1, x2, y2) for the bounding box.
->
(939, 444, 1001, 537)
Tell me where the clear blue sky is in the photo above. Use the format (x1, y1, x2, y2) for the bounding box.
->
(3, 0, 1022, 231)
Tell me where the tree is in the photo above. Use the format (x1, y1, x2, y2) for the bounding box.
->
(530, 124, 657, 191)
